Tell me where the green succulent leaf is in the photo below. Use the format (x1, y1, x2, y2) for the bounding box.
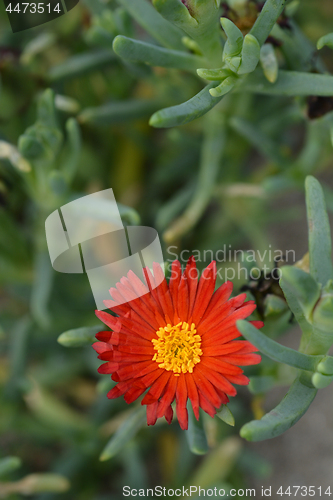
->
(260, 43, 278, 83)
(113, 36, 206, 71)
(279, 270, 314, 339)
(49, 50, 116, 82)
(100, 406, 147, 461)
(240, 376, 317, 441)
(237, 320, 323, 371)
(79, 100, 160, 125)
(216, 405, 235, 426)
(312, 291, 333, 334)
(0, 457, 22, 478)
(186, 406, 209, 455)
(61, 118, 82, 184)
(238, 34, 261, 75)
(221, 17, 243, 58)
(279, 266, 321, 322)
(153, 0, 198, 32)
(153, 0, 221, 63)
(57, 326, 102, 347)
(209, 76, 237, 97)
(230, 116, 288, 166)
(317, 32, 333, 50)
(250, 0, 287, 47)
(149, 82, 224, 128)
(312, 372, 333, 389)
(117, 0, 185, 50)
(305, 176, 333, 286)
(316, 355, 333, 376)
(197, 68, 233, 81)
(239, 70, 333, 96)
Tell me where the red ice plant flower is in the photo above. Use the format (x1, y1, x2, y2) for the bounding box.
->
(93, 257, 262, 430)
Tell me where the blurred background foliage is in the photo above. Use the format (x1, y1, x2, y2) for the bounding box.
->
(0, 0, 333, 498)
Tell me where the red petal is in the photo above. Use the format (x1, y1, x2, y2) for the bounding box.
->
(235, 341, 259, 354)
(156, 375, 178, 419)
(92, 341, 110, 354)
(192, 367, 221, 408)
(153, 262, 174, 322)
(198, 301, 234, 331)
(169, 260, 182, 320)
(141, 371, 171, 405)
(198, 365, 237, 396)
(192, 262, 217, 324)
(184, 256, 198, 318)
(176, 374, 188, 430)
(177, 273, 189, 321)
(201, 357, 243, 375)
(122, 313, 156, 340)
(103, 298, 129, 316)
(116, 282, 160, 330)
(221, 353, 262, 366)
(98, 350, 115, 361)
(135, 368, 164, 390)
(164, 405, 174, 424)
(107, 350, 151, 363)
(198, 390, 216, 418)
(185, 373, 200, 420)
(146, 401, 159, 426)
(127, 270, 164, 318)
(107, 380, 132, 399)
(124, 385, 146, 404)
(113, 361, 153, 381)
(226, 374, 250, 385)
(201, 325, 241, 346)
(95, 311, 122, 331)
(143, 267, 161, 309)
(250, 320, 264, 329)
(200, 281, 233, 322)
(204, 302, 257, 336)
(203, 341, 249, 357)
(98, 361, 119, 373)
(215, 388, 229, 405)
(118, 344, 154, 355)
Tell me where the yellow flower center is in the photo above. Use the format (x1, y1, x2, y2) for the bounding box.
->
(152, 322, 202, 376)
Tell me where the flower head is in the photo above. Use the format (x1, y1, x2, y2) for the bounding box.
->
(93, 257, 262, 430)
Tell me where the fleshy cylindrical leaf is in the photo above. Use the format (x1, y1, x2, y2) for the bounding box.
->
(317, 32, 333, 50)
(238, 34, 260, 75)
(113, 35, 205, 71)
(306, 176, 333, 286)
(279, 266, 321, 321)
(100, 406, 146, 461)
(150, 82, 224, 128)
(216, 405, 235, 426)
(186, 406, 209, 455)
(312, 372, 333, 389)
(316, 356, 333, 375)
(240, 376, 317, 441)
(0, 457, 22, 478)
(260, 43, 278, 83)
(221, 17, 243, 58)
(57, 325, 102, 347)
(209, 76, 237, 97)
(237, 319, 323, 371)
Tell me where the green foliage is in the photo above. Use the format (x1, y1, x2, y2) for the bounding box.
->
(239, 176, 333, 441)
(1, 0, 333, 497)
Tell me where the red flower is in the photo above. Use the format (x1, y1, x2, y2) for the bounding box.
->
(93, 257, 262, 430)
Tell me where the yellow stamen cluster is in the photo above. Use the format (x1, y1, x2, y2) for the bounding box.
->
(152, 322, 202, 376)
